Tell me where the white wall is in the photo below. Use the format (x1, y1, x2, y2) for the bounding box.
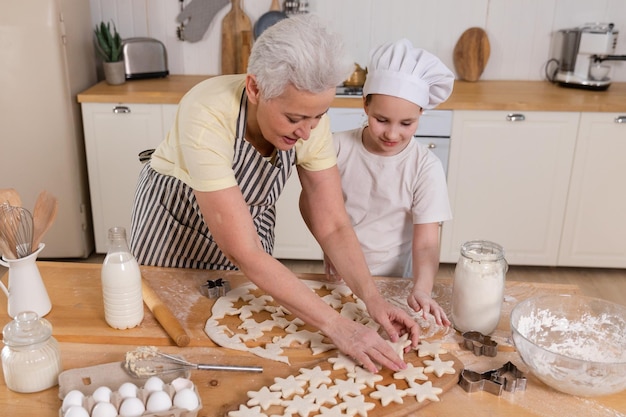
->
(89, 0, 626, 81)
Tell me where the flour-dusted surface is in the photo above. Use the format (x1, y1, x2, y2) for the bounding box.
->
(511, 294, 626, 397)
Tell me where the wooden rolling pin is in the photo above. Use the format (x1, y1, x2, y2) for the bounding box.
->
(142, 281, 191, 347)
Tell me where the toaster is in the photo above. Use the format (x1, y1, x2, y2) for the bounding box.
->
(122, 37, 169, 79)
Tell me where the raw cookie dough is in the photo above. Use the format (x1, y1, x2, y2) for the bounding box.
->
(423, 357, 456, 377)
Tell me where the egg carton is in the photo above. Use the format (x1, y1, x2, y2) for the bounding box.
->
(58, 361, 201, 417)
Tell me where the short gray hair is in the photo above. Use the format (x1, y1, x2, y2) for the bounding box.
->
(247, 15, 353, 100)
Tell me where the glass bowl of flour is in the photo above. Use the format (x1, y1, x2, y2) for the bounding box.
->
(510, 294, 626, 397)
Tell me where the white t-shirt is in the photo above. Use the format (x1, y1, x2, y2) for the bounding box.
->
(333, 126, 452, 277)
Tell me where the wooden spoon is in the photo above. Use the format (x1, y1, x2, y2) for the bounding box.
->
(31, 190, 58, 252)
(0, 188, 22, 207)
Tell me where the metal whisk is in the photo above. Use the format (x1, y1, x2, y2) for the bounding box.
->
(124, 347, 263, 378)
(0, 204, 34, 258)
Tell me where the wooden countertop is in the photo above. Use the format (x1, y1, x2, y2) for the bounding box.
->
(1, 262, 624, 416)
(77, 75, 626, 112)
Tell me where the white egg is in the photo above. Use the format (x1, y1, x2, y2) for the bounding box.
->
(62, 390, 85, 412)
(143, 376, 165, 392)
(63, 405, 90, 417)
(146, 390, 173, 412)
(173, 387, 199, 411)
(119, 397, 145, 417)
(117, 382, 138, 398)
(170, 377, 194, 392)
(91, 401, 118, 417)
(91, 386, 112, 403)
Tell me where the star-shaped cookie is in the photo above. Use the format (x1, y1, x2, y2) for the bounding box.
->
(404, 380, 443, 403)
(423, 357, 456, 377)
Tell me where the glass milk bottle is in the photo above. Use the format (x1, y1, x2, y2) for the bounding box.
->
(451, 240, 507, 335)
(1, 311, 62, 393)
(101, 226, 144, 329)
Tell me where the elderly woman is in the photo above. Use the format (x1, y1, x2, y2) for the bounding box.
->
(129, 15, 418, 373)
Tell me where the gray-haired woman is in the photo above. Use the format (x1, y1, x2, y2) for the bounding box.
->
(130, 15, 419, 373)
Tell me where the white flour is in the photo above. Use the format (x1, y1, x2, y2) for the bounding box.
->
(513, 305, 626, 396)
(451, 257, 506, 335)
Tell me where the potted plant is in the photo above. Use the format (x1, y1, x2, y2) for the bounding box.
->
(94, 21, 125, 85)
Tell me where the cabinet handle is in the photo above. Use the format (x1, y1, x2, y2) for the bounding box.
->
(113, 106, 131, 114)
(427, 143, 437, 149)
(615, 116, 626, 124)
(506, 113, 525, 122)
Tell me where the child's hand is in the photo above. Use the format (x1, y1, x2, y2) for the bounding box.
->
(323, 254, 343, 283)
(407, 289, 451, 327)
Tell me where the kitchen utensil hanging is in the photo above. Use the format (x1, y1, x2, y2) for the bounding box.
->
(221, 0, 252, 74)
(254, 0, 287, 39)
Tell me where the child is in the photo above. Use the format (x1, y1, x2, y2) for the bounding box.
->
(331, 39, 454, 326)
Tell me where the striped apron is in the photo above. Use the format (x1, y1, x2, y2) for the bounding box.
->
(129, 91, 295, 269)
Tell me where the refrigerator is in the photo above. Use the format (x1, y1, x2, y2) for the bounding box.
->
(0, 0, 97, 258)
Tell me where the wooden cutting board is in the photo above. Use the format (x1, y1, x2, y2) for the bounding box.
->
(221, 0, 252, 74)
(453, 27, 490, 82)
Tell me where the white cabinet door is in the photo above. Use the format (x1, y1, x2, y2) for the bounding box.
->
(273, 107, 366, 260)
(82, 103, 164, 252)
(273, 173, 323, 260)
(558, 113, 626, 267)
(440, 111, 579, 265)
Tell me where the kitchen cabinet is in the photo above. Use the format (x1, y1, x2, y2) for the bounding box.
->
(272, 108, 362, 260)
(440, 110, 579, 265)
(558, 113, 626, 268)
(81, 103, 171, 252)
(273, 173, 324, 260)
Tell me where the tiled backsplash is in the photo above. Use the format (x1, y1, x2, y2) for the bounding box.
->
(89, 0, 626, 81)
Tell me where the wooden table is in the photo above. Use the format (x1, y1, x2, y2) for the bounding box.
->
(1, 262, 624, 416)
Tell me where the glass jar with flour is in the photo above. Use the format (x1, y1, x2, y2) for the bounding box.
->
(451, 240, 507, 335)
(1, 311, 62, 393)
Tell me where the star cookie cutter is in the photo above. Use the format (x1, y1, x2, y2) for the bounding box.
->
(461, 331, 498, 357)
(200, 278, 231, 298)
(458, 361, 527, 396)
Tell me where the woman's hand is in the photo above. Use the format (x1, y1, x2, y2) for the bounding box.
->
(407, 288, 451, 327)
(324, 315, 413, 374)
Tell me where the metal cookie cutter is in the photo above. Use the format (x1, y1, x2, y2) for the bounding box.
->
(200, 278, 231, 299)
(459, 361, 527, 396)
(461, 331, 498, 357)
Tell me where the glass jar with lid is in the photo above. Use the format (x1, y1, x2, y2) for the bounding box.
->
(1, 311, 63, 393)
(451, 240, 508, 335)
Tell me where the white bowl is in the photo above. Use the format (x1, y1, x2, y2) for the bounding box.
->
(510, 294, 626, 396)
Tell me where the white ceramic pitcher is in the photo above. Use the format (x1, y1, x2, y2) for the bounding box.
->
(0, 243, 51, 318)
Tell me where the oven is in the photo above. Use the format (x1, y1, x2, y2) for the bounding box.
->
(327, 104, 452, 174)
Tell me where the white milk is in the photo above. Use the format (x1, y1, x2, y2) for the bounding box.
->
(101, 227, 144, 329)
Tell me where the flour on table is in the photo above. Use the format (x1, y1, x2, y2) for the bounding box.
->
(423, 357, 456, 377)
(404, 381, 443, 403)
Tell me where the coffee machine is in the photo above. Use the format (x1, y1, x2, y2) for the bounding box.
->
(548, 23, 626, 90)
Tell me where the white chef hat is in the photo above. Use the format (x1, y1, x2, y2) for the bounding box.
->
(363, 39, 454, 109)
